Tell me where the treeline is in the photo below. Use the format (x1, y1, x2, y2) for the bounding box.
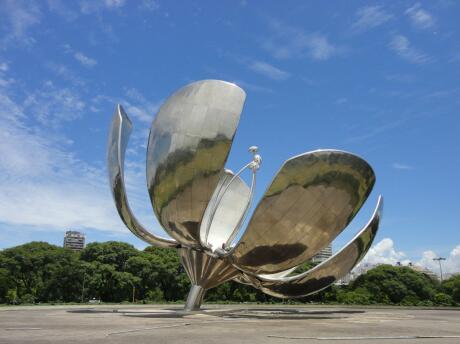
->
(0, 241, 459, 306)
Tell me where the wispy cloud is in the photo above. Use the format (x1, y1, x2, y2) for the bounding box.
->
(122, 88, 161, 123)
(0, 0, 41, 47)
(249, 61, 290, 80)
(23, 80, 85, 127)
(352, 5, 393, 32)
(0, 62, 9, 72)
(46, 62, 86, 86)
(392, 163, 414, 170)
(74, 51, 97, 67)
(79, 0, 126, 14)
(0, 68, 163, 236)
(0, 95, 121, 233)
(406, 3, 435, 30)
(335, 97, 348, 105)
(389, 35, 432, 64)
(63, 44, 98, 68)
(344, 117, 406, 144)
(262, 19, 341, 61)
(385, 73, 416, 83)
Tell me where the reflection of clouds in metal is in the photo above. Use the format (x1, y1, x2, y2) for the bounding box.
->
(107, 79, 383, 311)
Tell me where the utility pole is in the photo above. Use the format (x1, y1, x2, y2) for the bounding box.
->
(433, 257, 446, 281)
(128, 280, 135, 303)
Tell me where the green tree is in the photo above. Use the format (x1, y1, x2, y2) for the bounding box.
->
(442, 274, 460, 303)
(351, 265, 438, 305)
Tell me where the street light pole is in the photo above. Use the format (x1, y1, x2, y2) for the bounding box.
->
(433, 257, 446, 281)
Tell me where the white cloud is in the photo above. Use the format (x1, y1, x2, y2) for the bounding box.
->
(140, 0, 159, 11)
(416, 246, 460, 275)
(352, 5, 393, 32)
(74, 52, 97, 67)
(389, 35, 431, 64)
(392, 163, 413, 170)
(79, 0, 126, 14)
(336, 97, 348, 105)
(361, 238, 409, 266)
(105, 0, 125, 8)
(359, 238, 460, 275)
(23, 81, 85, 127)
(263, 19, 340, 61)
(249, 61, 290, 80)
(122, 88, 161, 124)
(0, 0, 41, 46)
(46, 62, 86, 86)
(0, 62, 14, 88)
(0, 95, 123, 233)
(406, 3, 435, 30)
(0, 69, 164, 236)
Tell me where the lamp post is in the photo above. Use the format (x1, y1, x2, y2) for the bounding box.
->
(433, 257, 446, 281)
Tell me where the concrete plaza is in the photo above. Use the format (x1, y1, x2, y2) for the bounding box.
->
(1, 304, 460, 343)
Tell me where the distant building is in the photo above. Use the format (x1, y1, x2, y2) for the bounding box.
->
(63, 230, 85, 251)
(311, 244, 332, 263)
(408, 263, 438, 281)
(337, 263, 377, 285)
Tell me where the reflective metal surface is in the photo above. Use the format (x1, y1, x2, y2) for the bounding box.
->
(179, 246, 240, 311)
(146, 80, 246, 247)
(229, 150, 375, 275)
(244, 196, 383, 298)
(107, 79, 384, 311)
(179, 248, 240, 290)
(107, 105, 178, 248)
(199, 170, 251, 251)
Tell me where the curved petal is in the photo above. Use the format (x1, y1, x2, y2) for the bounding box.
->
(179, 248, 240, 290)
(199, 170, 251, 251)
(107, 105, 178, 248)
(147, 80, 246, 247)
(230, 150, 376, 274)
(243, 196, 383, 298)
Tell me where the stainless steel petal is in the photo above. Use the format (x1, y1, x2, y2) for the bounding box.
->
(107, 105, 178, 248)
(147, 80, 246, 247)
(179, 248, 241, 290)
(230, 149, 376, 274)
(244, 196, 383, 298)
(200, 169, 251, 251)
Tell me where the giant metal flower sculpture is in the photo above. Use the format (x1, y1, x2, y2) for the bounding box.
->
(107, 80, 383, 311)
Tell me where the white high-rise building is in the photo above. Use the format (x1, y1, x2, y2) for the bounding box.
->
(63, 230, 85, 251)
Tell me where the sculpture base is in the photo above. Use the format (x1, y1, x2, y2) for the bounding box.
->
(184, 285, 206, 311)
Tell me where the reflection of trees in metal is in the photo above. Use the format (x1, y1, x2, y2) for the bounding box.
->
(107, 80, 383, 311)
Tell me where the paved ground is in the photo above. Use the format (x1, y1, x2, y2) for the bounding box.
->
(1, 304, 460, 343)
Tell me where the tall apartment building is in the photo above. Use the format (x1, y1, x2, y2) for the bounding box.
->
(311, 244, 332, 263)
(63, 230, 85, 251)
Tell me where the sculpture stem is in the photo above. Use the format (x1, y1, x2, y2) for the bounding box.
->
(184, 285, 206, 311)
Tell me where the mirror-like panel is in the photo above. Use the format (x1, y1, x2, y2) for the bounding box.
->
(179, 248, 241, 290)
(107, 105, 178, 248)
(230, 150, 375, 274)
(147, 80, 246, 247)
(200, 170, 251, 251)
(246, 196, 383, 298)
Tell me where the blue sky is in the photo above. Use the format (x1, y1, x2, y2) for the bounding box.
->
(0, 1, 459, 274)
